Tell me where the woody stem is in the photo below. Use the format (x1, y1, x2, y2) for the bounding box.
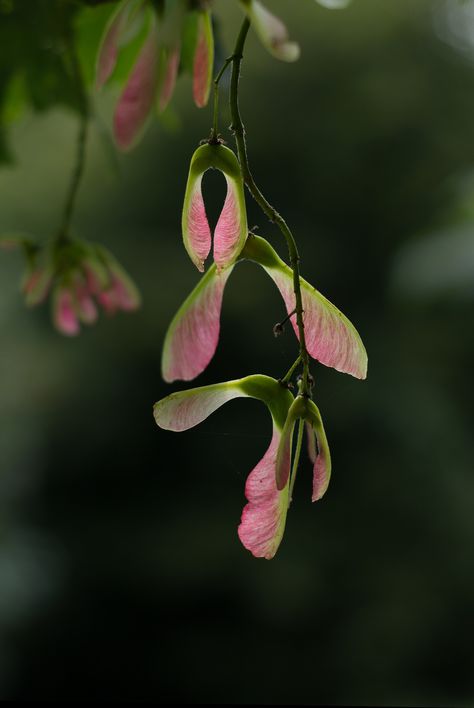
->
(228, 18, 311, 395)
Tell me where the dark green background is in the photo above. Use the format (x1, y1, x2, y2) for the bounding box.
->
(0, 0, 473, 703)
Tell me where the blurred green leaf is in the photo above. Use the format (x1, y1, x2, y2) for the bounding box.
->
(0, 0, 82, 164)
(180, 9, 199, 75)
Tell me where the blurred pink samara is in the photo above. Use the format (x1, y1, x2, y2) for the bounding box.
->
(96, 0, 214, 150)
(51, 252, 141, 337)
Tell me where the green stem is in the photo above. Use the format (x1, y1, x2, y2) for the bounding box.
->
(228, 18, 311, 396)
(59, 114, 88, 244)
(211, 55, 234, 143)
(212, 82, 219, 139)
(58, 19, 89, 245)
(280, 355, 302, 385)
(289, 417, 304, 505)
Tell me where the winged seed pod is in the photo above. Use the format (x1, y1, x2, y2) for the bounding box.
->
(150, 0, 363, 559)
(181, 143, 248, 272)
(275, 395, 331, 501)
(161, 235, 367, 383)
(154, 374, 294, 559)
(154, 374, 333, 558)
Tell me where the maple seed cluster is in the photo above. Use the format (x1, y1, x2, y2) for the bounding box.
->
(0, 0, 361, 560)
(151, 0, 366, 560)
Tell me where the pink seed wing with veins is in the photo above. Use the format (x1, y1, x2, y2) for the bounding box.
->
(186, 179, 212, 271)
(312, 444, 330, 501)
(213, 178, 242, 270)
(272, 271, 367, 379)
(162, 267, 232, 383)
(238, 428, 289, 560)
(154, 383, 245, 432)
(311, 418, 331, 502)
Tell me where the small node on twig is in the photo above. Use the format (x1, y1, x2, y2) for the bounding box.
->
(296, 372, 314, 398)
(278, 379, 294, 390)
(207, 130, 226, 146)
(273, 322, 284, 337)
(274, 307, 296, 336)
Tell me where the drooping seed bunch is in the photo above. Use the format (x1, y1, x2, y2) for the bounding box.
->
(153, 1, 366, 559)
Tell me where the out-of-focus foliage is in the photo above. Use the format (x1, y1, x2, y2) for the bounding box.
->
(0, 0, 474, 705)
(0, 0, 296, 160)
(0, 0, 162, 161)
(0, 0, 82, 162)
